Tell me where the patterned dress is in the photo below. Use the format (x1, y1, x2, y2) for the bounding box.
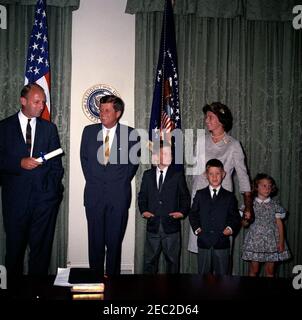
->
(242, 197, 291, 262)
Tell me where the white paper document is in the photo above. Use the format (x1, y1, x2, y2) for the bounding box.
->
(35, 148, 63, 163)
(53, 268, 104, 292)
(53, 267, 72, 287)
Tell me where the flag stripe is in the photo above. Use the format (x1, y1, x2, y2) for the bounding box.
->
(24, 0, 51, 121)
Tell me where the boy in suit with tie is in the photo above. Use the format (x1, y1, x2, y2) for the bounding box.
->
(189, 158, 241, 275)
(138, 141, 190, 274)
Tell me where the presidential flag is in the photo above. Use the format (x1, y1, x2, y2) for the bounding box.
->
(24, 0, 51, 121)
(149, 0, 180, 142)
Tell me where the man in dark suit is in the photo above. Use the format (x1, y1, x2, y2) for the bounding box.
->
(80, 95, 139, 276)
(138, 141, 190, 274)
(0, 83, 64, 276)
(189, 158, 241, 275)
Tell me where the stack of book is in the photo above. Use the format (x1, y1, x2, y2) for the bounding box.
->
(69, 268, 105, 300)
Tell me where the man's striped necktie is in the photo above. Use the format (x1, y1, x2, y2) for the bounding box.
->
(26, 118, 32, 156)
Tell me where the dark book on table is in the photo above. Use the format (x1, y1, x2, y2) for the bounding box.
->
(68, 268, 103, 284)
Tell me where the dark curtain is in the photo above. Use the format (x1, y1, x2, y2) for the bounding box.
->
(126, 0, 302, 276)
(0, 0, 79, 274)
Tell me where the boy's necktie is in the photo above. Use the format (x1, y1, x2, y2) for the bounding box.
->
(213, 189, 217, 200)
(26, 119, 32, 155)
(158, 170, 163, 191)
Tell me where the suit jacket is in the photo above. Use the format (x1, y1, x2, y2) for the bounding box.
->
(80, 123, 139, 210)
(189, 186, 241, 249)
(138, 166, 191, 234)
(0, 113, 64, 213)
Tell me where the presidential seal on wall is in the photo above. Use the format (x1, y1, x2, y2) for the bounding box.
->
(82, 84, 120, 123)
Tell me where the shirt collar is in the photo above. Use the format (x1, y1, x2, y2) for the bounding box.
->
(255, 197, 271, 204)
(209, 185, 221, 193)
(102, 123, 117, 132)
(208, 131, 231, 145)
(102, 124, 117, 142)
(18, 110, 37, 126)
(157, 166, 168, 175)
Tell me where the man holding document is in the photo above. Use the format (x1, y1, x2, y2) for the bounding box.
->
(0, 83, 64, 276)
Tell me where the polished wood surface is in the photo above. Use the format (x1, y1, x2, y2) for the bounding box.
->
(0, 274, 300, 319)
(0, 273, 300, 301)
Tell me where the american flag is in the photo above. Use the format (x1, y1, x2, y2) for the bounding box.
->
(24, 0, 51, 121)
(149, 0, 180, 142)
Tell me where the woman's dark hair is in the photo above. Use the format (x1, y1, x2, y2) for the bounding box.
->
(203, 102, 233, 132)
(252, 173, 278, 197)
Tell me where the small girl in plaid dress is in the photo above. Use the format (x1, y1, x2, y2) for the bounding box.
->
(242, 173, 291, 277)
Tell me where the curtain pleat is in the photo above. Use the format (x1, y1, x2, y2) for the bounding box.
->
(126, 0, 295, 21)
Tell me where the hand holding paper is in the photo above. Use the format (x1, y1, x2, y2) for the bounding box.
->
(21, 157, 42, 170)
(35, 148, 63, 163)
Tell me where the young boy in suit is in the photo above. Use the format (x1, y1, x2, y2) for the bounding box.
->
(138, 141, 190, 274)
(189, 158, 241, 275)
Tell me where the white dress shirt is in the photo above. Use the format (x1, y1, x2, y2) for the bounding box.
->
(156, 166, 168, 189)
(102, 123, 117, 151)
(209, 185, 221, 198)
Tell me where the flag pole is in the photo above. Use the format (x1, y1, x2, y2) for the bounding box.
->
(160, 0, 168, 140)
(149, 0, 181, 152)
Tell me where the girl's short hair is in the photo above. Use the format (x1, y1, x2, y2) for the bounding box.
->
(202, 102, 233, 132)
(252, 173, 278, 197)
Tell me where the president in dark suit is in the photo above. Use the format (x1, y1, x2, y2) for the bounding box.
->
(189, 159, 241, 275)
(138, 141, 190, 273)
(80, 95, 139, 276)
(0, 83, 64, 276)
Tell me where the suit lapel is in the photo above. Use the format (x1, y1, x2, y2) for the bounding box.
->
(112, 122, 119, 153)
(206, 186, 213, 202)
(98, 123, 105, 164)
(216, 187, 226, 201)
(12, 113, 28, 155)
(111, 123, 120, 164)
(151, 167, 158, 192)
(99, 123, 104, 146)
(162, 166, 173, 188)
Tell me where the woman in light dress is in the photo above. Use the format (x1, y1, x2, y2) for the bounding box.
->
(188, 102, 253, 254)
